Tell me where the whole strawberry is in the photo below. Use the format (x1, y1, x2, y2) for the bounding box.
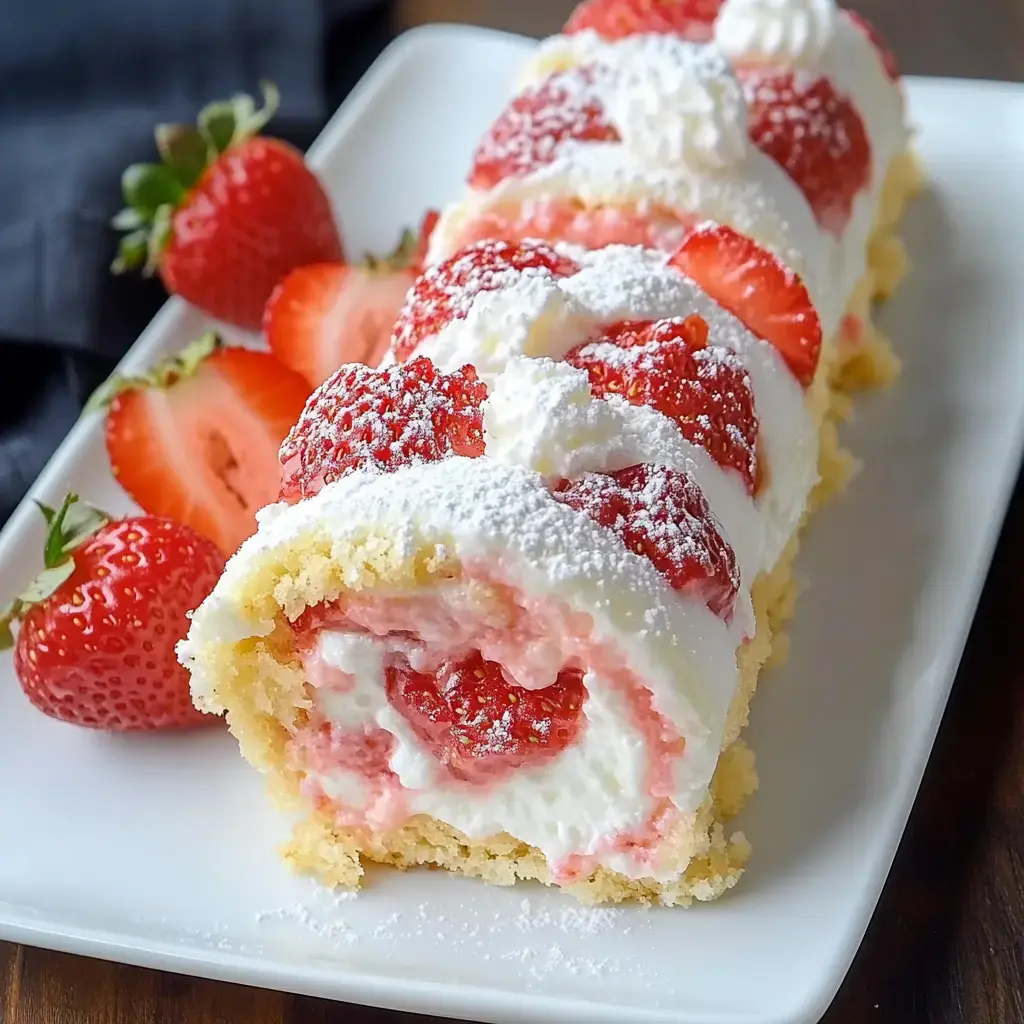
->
(112, 82, 343, 331)
(0, 495, 224, 731)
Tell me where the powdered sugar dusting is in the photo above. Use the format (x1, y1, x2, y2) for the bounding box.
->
(470, 63, 620, 190)
(740, 67, 872, 232)
(553, 463, 740, 620)
(278, 358, 486, 502)
(392, 238, 580, 362)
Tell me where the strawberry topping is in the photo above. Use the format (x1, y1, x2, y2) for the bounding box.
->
(385, 650, 587, 783)
(740, 69, 872, 235)
(566, 315, 760, 493)
(564, 0, 722, 41)
(845, 11, 901, 81)
(278, 356, 486, 503)
(669, 223, 823, 387)
(552, 464, 739, 619)
(469, 65, 620, 192)
(390, 239, 580, 362)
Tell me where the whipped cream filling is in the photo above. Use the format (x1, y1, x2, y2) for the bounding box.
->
(593, 35, 749, 171)
(309, 616, 657, 881)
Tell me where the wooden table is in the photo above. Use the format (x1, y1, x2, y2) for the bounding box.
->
(3, 1, 1023, 1021)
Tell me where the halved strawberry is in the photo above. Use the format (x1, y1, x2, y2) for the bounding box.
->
(566, 315, 760, 492)
(263, 227, 425, 388)
(469, 64, 620, 192)
(553, 463, 739, 619)
(278, 356, 487, 504)
(564, 0, 722, 40)
(739, 69, 872, 235)
(386, 650, 586, 783)
(88, 333, 311, 556)
(669, 223, 823, 387)
(391, 239, 580, 362)
(112, 83, 343, 332)
(845, 10, 901, 81)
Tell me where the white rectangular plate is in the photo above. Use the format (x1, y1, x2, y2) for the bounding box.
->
(1, 24, 1022, 1024)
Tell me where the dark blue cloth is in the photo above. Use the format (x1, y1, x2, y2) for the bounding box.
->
(0, 0, 391, 522)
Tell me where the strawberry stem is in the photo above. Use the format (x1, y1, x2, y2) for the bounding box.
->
(111, 81, 280, 276)
(0, 495, 110, 651)
(84, 332, 222, 414)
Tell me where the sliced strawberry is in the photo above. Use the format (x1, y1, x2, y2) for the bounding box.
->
(278, 356, 486, 503)
(391, 239, 580, 362)
(89, 333, 311, 556)
(469, 65, 620, 192)
(566, 315, 760, 492)
(552, 463, 738, 619)
(669, 223, 823, 387)
(845, 10, 901, 81)
(385, 650, 586, 783)
(564, 0, 722, 40)
(739, 69, 872, 235)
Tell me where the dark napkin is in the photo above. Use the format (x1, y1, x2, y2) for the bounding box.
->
(0, 0, 392, 524)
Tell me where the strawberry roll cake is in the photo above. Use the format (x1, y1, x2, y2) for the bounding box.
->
(428, 0, 922, 392)
(179, 235, 845, 904)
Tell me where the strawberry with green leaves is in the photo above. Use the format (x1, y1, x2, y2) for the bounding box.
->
(112, 82, 343, 331)
(0, 495, 223, 731)
(88, 333, 310, 556)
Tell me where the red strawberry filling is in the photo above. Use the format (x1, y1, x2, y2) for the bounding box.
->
(565, 315, 760, 493)
(469, 65, 620, 192)
(552, 463, 739, 620)
(386, 651, 587, 783)
(391, 239, 580, 362)
(739, 69, 872, 235)
(448, 198, 694, 257)
(278, 356, 486, 503)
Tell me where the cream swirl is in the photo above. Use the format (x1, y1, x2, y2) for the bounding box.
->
(598, 36, 749, 170)
(714, 0, 838, 69)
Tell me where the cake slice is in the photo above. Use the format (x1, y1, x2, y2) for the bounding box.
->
(177, 1, 921, 905)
